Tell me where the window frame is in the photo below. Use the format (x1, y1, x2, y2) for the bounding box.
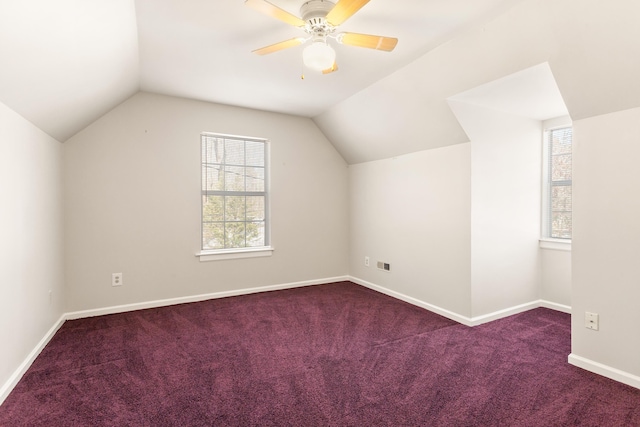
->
(196, 132, 273, 262)
(540, 119, 572, 251)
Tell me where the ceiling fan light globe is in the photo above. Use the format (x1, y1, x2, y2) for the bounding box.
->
(303, 41, 336, 71)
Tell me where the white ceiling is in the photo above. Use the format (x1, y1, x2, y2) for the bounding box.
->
(136, 0, 522, 118)
(448, 63, 568, 122)
(1, 0, 639, 164)
(314, 0, 640, 163)
(0, 0, 139, 142)
(0, 0, 522, 142)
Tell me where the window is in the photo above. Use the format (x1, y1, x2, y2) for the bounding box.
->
(200, 133, 270, 257)
(543, 126, 572, 240)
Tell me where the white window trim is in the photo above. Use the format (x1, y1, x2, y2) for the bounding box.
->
(540, 116, 572, 246)
(200, 133, 271, 257)
(539, 238, 571, 252)
(196, 247, 275, 262)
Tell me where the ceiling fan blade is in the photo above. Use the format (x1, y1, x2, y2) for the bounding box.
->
(245, 0, 306, 27)
(337, 32, 398, 51)
(326, 0, 370, 26)
(252, 37, 306, 55)
(322, 62, 339, 74)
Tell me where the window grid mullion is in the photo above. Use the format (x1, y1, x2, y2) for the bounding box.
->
(201, 134, 268, 251)
(545, 126, 572, 240)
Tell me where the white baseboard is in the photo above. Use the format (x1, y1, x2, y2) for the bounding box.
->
(350, 276, 571, 327)
(1, 276, 349, 405)
(6, 276, 634, 413)
(350, 276, 476, 326)
(540, 299, 571, 313)
(0, 314, 66, 406)
(469, 300, 542, 326)
(568, 354, 640, 390)
(351, 277, 640, 391)
(66, 275, 350, 320)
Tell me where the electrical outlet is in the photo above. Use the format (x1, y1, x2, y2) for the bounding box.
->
(585, 312, 599, 331)
(112, 273, 123, 287)
(364, 256, 370, 267)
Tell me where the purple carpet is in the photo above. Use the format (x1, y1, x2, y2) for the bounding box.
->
(1, 281, 639, 426)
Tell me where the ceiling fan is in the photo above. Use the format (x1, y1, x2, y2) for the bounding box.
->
(246, 0, 398, 74)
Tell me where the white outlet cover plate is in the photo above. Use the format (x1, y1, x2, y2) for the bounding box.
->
(112, 273, 123, 286)
(585, 312, 599, 330)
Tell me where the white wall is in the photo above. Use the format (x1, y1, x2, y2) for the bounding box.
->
(0, 101, 64, 398)
(348, 100, 556, 322)
(541, 249, 571, 306)
(571, 107, 640, 381)
(63, 92, 349, 312)
(349, 144, 472, 318)
(449, 102, 542, 317)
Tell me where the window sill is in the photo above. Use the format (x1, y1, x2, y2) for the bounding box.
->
(196, 247, 274, 262)
(539, 238, 571, 252)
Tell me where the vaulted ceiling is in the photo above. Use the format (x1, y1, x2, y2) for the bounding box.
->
(1, 0, 639, 164)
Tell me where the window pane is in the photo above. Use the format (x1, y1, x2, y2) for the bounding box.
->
(246, 167, 264, 192)
(225, 222, 246, 248)
(551, 212, 572, 239)
(551, 154, 572, 181)
(246, 141, 264, 167)
(225, 139, 245, 166)
(203, 222, 224, 250)
(225, 166, 245, 191)
(203, 137, 224, 164)
(225, 196, 245, 221)
(544, 126, 572, 240)
(203, 195, 224, 222)
(202, 164, 223, 191)
(551, 185, 572, 212)
(246, 196, 265, 221)
(246, 222, 265, 247)
(201, 134, 268, 251)
(551, 129, 572, 155)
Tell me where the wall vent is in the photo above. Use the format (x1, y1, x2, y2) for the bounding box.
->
(377, 261, 390, 272)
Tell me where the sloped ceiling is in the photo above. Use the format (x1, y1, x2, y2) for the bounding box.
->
(134, 0, 522, 118)
(0, 0, 139, 142)
(448, 63, 568, 122)
(315, 0, 640, 164)
(1, 0, 639, 164)
(0, 0, 522, 143)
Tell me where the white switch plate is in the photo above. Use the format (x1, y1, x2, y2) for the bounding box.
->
(585, 312, 599, 330)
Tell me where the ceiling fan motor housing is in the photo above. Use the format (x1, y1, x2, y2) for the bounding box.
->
(300, 0, 336, 40)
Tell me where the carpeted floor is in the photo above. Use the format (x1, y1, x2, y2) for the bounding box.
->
(1, 281, 639, 426)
